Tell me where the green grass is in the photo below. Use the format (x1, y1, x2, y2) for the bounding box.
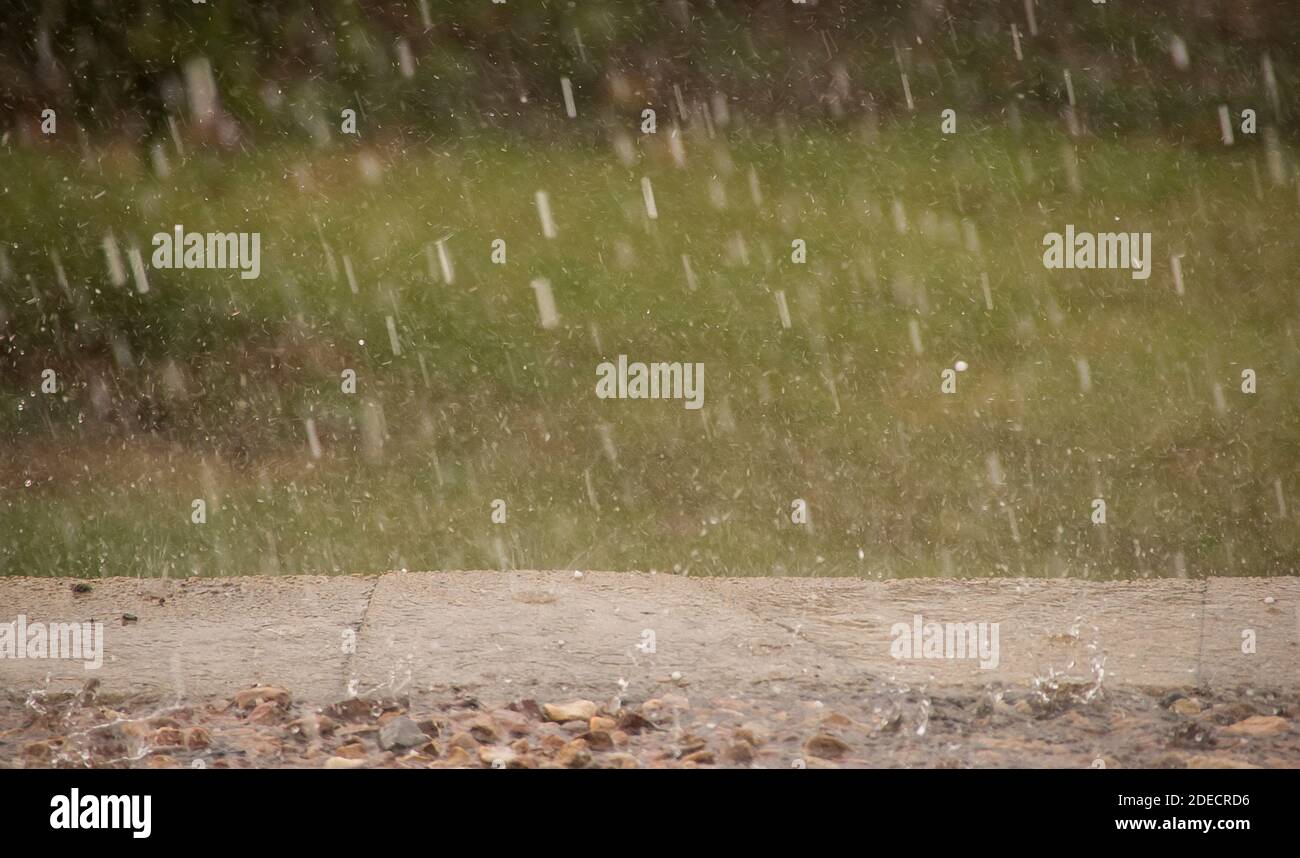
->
(2, 120, 1299, 578)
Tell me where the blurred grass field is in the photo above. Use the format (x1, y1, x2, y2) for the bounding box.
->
(2, 118, 1299, 579)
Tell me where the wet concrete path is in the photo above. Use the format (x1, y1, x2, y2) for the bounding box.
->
(2, 572, 1296, 705)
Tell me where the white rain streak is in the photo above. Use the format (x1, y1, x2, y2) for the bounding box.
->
(127, 246, 149, 294)
(708, 178, 726, 210)
(1262, 54, 1281, 114)
(681, 254, 698, 291)
(980, 272, 994, 309)
(103, 232, 127, 286)
(436, 238, 455, 284)
(1170, 36, 1190, 70)
(150, 142, 171, 177)
(597, 423, 618, 463)
(166, 115, 186, 157)
(775, 290, 792, 329)
(1170, 254, 1185, 296)
(710, 91, 730, 126)
(986, 452, 1005, 488)
(395, 38, 415, 78)
(891, 198, 909, 233)
(360, 400, 385, 464)
(183, 57, 218, 126)
(1011, 23, 1023, 61)
(1275, 478, 1288, 518)
(1218, 105, 1234, 145)
(641, 177, 658, 219)
(386, 315, 402, 356)
(304, 417, 322, 460)
(343, 254, 360, 294)
(908, 318, 923, 355)
(668, 127, 686, 168)
(1075, 357, 1092, 393)
(50, 251, 69, 295)
(573, 27, 588, 63)
(531, 278, 560, 329)
(612, 132, 636, 167)
(560, 77, 577, 118)
(900, 72, 915, 111)
(584, 468, 601, 512)
(535, 190, 557, 238)
(1023, 0, 1038, 36)
(1061, 143, 1082, 193)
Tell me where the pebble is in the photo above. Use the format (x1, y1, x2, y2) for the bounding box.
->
(334, 741, 368, 759)
(247, 701, 284, 725)
(616, 713, 655, 734)
(467, 715, 502, 744)
(556, 738, 593, 768)
(723, 740, 755, 764)
(324, 756, 366, 769)
(288, 714, 338, 739)
(379, 715, 429, 750)
(183, 726, 212, 750)
(491, 709, 532, 737)
(478, 746, 516, 768)
(803, 733, 851, 760)
(1186, 755, 1261, 769)
(234, 686, 291, 710)
(542, 700, 598, 722)
(151, 727, 184, 748)
(443, 746, 473, 767)
(1222, 715, 1291, 737)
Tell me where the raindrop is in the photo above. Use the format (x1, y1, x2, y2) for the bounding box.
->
(535, 190, 557, 238)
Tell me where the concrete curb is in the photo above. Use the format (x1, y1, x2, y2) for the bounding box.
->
(1, 573, 1296, 705)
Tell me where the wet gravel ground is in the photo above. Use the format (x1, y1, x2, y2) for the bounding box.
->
(4, 678, 1297, 769)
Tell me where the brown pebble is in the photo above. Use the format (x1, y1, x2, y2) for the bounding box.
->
(183, 726, 211, 750)
(151, 727, 184, 748)
(234, 686, 291, 710)
(247, 701, 284, 725)
(803, 733, 851, 760)
(334, 741, 368, 760)
(556, 738, 592, 768)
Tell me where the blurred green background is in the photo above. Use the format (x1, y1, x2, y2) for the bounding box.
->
(2, 1, 1298, 579)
